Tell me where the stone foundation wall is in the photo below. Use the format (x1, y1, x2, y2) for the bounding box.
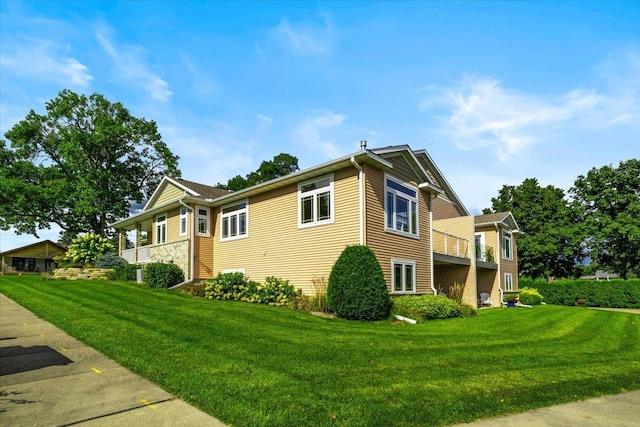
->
(53, 268, 112, 280)
(150, 241, 189, 277)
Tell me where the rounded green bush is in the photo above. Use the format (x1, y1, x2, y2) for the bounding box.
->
(145, 263, 184, 288)
(327, 245, 392, 321)
(518, 287, 544, 305)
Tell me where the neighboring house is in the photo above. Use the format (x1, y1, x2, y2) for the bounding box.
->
(0, 240, 67, 273)
(111, 145, 520, 308)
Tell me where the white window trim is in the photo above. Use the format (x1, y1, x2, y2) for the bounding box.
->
(384, 174, 419, 239)
(155, 212, 167, 245)
(179, 207, 188, 237)
(196, 205, 211, 237)
(298, 174, 335, 228)
(220, 199, 248, 242)
(391, 258, 416, 294)
(505, 273, 513, 291)
(502, 231, 513, 260)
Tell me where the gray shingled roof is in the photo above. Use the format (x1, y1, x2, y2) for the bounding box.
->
(174, 178, 231, 200)
(474, 212, 510, 224)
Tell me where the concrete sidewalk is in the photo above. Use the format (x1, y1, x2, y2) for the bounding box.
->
(453, 390, 640, 426)
(0, 293, 226, 426)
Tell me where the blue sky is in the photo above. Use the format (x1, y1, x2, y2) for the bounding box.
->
(1, 1, 639, 251)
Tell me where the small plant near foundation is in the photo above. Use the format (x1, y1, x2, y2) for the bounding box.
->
(204, 273, 301, 306)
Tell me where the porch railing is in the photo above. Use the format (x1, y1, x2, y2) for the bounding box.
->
(432, 230, 470, 258)
(121, 246, 152, 264)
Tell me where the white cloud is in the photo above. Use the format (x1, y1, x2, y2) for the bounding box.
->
(0, 39, 93, 87)
(293, 110, 347, 159)
(269, 14, 334, 56)
(420, 75, 611, 162)
(96, 32, 172, 102)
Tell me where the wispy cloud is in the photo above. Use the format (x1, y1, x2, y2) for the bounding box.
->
(266, 13, 334, 56)
(420, 69, 638, 162)
(293, 110, 347, 159)
(0, 39, 92, 87)
(96, 32, 172, 102)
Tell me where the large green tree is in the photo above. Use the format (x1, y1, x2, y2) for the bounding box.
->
(484, 178, 585, 280)
(0, 89, 180, 239)
(570, 159, 640, 279)
(218, 153, 299, 191)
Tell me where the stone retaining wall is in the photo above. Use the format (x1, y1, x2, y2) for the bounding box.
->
(53, 268, 112, 280)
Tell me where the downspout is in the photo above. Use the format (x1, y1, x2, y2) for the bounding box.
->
(429, 196, 437, 295)
(495, 223, 505, 306)
(350, 156, 364, 245)
(171, 197, 194, 289)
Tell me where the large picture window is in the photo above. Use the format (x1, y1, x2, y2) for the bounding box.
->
(392, 259, 416, 293)
(502, 231, 513, 260)
(221, 200, 248, 241)
(196, 206, 210, 237)
(155, 213, 167, 244)
(298, 175, 334, 227)
(385, 175, 418, 237)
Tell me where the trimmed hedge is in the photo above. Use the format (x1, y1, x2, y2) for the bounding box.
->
(145, 263, 184, 289)
(392, 295, 477, 323)
(107, 263, 140, 281)
(327, 245, 392, 321)
(521, 277, 640, 308)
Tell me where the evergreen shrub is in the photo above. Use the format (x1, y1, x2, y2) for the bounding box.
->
(108, 263, 140, 281)
(145, 263, 184, 288)
(392, 295, 476, 323)
(327, 245, 392, 321)
(96, 252, 128, 269)
(518, 287, 544, 305)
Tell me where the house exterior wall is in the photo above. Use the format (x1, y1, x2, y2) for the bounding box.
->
(213, 167, 361, 294)
(364, 164, 432, 294)
(151, 183, 183, 208)
(432, 216, 477, 306)
(475, 224, 501, 304)
(432, 196, 464, 220)
(149, 240, 189, 277)
(501, 231, 519, 292)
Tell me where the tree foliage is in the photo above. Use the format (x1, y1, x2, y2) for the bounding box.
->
(218, 153, 299, 191)
(0, 89, 180, 239)
(570, 159, 640, 279)
(484, 178, 585, 280)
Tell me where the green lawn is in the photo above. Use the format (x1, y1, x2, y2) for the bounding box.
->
(1, 276, 639, 426)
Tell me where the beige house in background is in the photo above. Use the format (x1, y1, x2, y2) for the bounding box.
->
(111, 145, 520, 308)
(1, 240, 67, 274)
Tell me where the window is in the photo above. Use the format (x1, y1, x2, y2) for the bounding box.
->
(196, 206, 210, 237)
(385, 175, 418, 236)
(505, 273, 513, 291)
(392, 259, 416, 293)
(155, 213, 167, 244)
(221, 200, 248, 241)
(502, 231, 513, 260)
(180, 208, 188, 236)
(298, 174, 334, 227)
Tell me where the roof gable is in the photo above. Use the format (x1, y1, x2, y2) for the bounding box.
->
(143, 177, 229, 211)
(475, 211, 520, 231)
(0, 240, 67, 258)
(412, 149, 470, 216)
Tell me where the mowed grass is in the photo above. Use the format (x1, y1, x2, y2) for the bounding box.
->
(1, 276, 639, 426)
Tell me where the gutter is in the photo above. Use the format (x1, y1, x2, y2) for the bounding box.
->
(178, 197, 195, 284)
(350, 156, 365, 245)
